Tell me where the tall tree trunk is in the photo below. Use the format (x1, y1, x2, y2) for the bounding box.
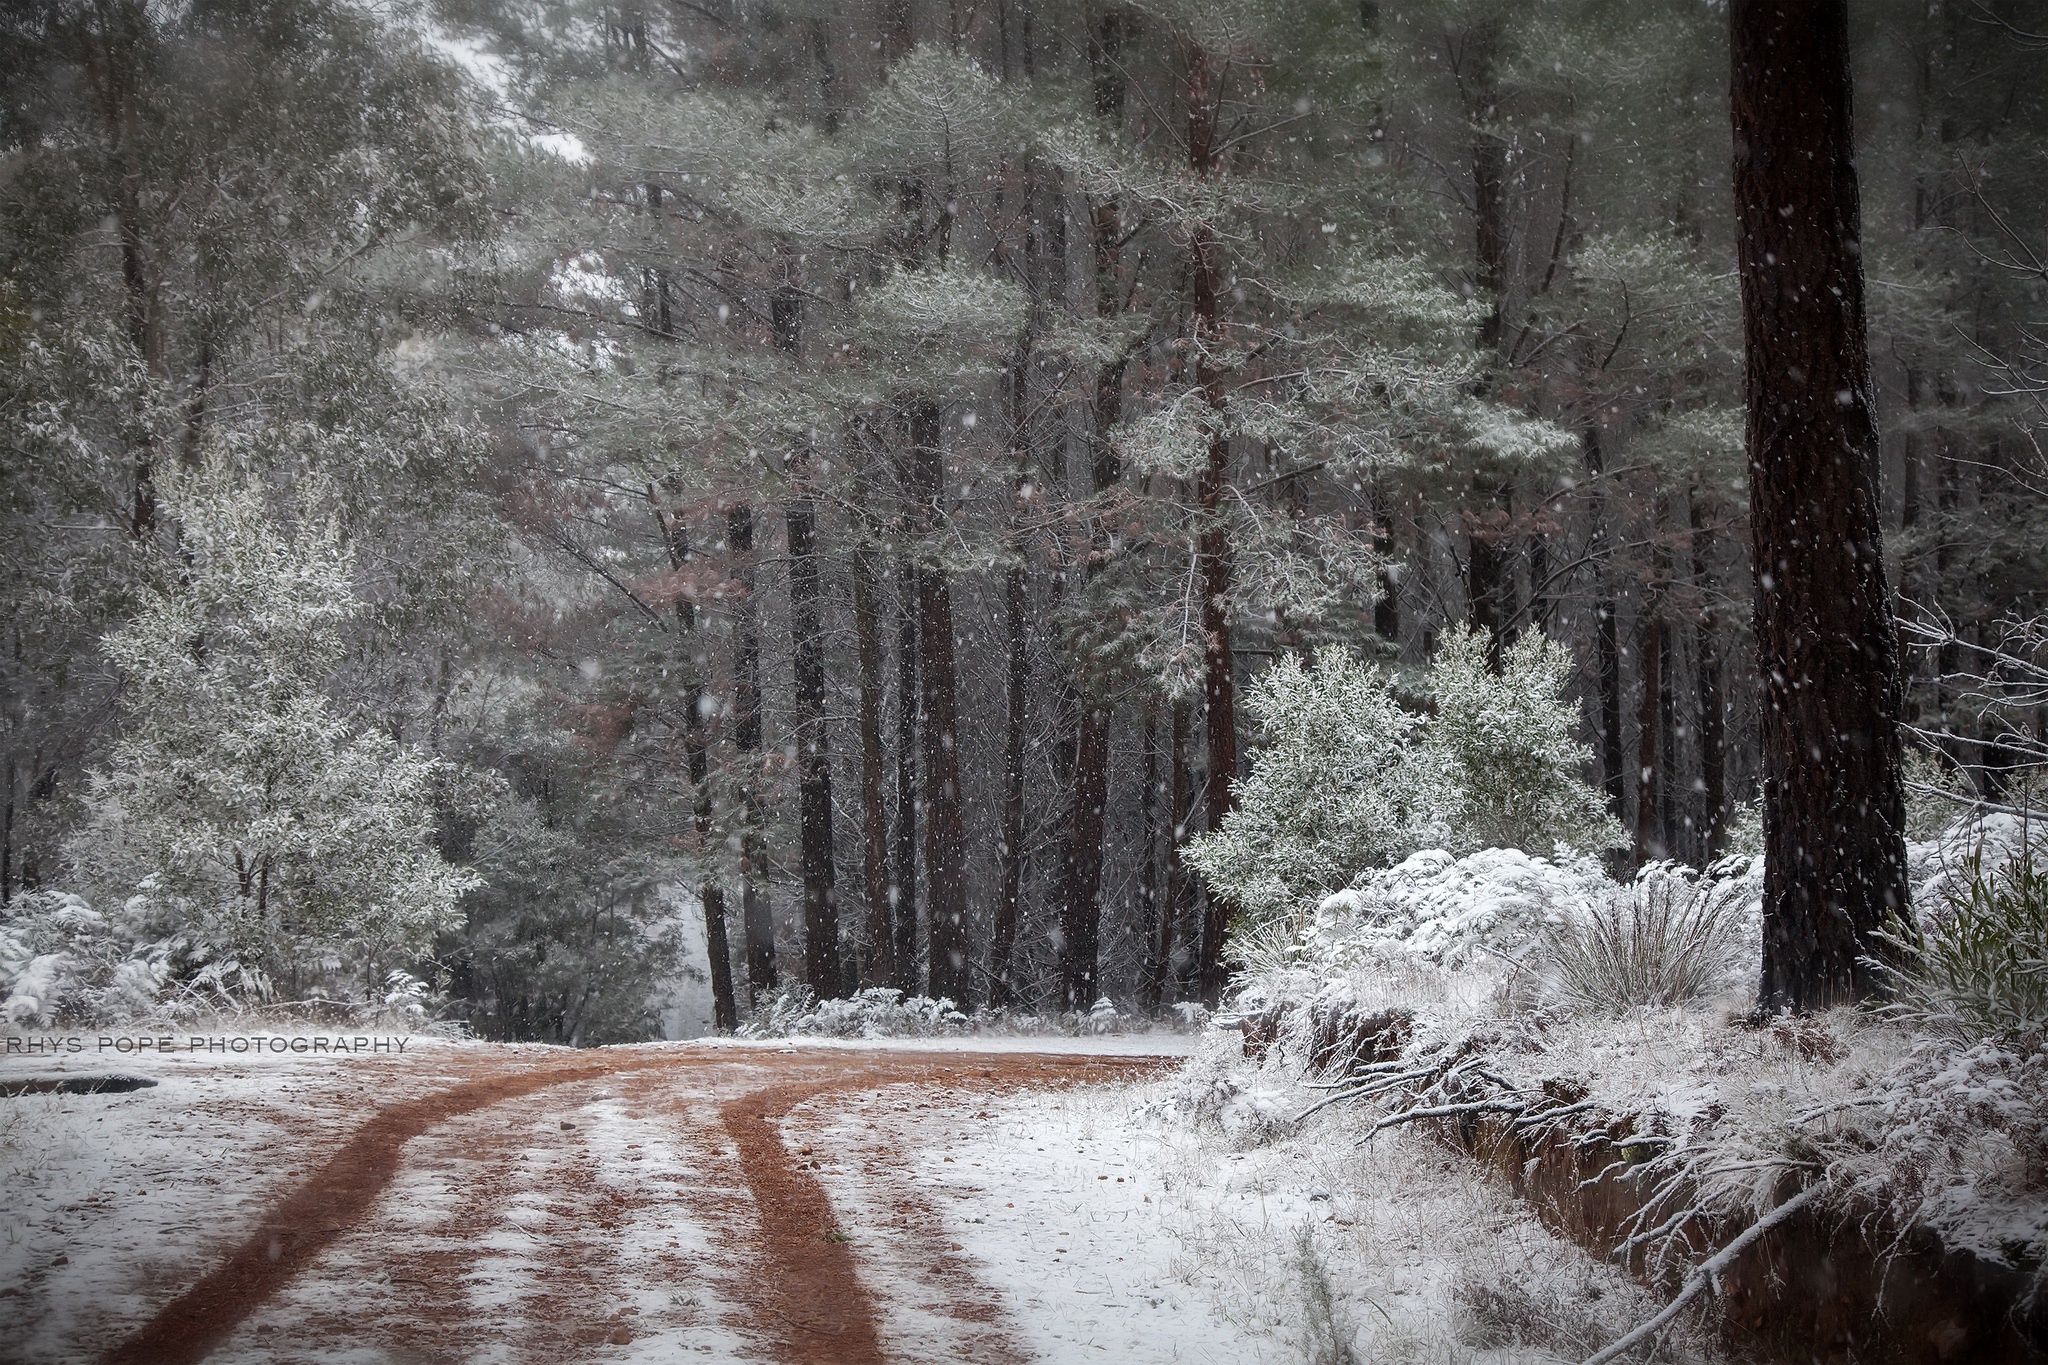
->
(776, 273, 839, 999)
(1731, 0, 1907, 1011)
(653, 501, 736, 1030)
(1186, 38, 1239, 1006)
(728, 505, 777, 1005)
(1061, 700, 1110, 1009)
(992, 558, 1028, 1008)
(853, 537, 893, 990)
(1164, 698, 1193, 1001)
(1137, 704, 1165, 1015)
(786, 492, 840, 996)
(993, 327, 1035, 1009)
(1464, 19, 1516, 665)
(1583, 428, 1627, 819)
(892, 558, 920, 992)
(906, 401, 971, 1006)
(1634, 495, 1672, 864)
(1689, 493, 1728, 859)
(1058, 119, 1128, 1011)
(1634, 613, 1665, 864)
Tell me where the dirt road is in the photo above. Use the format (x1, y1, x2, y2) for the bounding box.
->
(78, 1045, 1170, 1365)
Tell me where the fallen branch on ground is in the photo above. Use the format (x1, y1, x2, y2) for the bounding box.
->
(1576, 1186, 1819, 1365)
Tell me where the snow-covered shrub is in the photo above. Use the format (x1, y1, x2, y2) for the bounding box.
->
(1832, 1036, 2048, 1269)
(1306, 847, 1612, 971)
(1183, 648, 1422, 923)
(69, 469, 477, 987)
(737, 985, 970, 1039)
(1881, 841, 2048, 1046)
(1420, 629, 1624, 859)
(1149, 1064, 1295, 1145)
(1535, 862, 1749, 1015)
(1186, 630, 1621, 933)
(0, 890, 247, 1026)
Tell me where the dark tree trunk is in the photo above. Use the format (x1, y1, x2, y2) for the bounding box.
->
(655, 504, 736, 1031)
(1137, 704, 1165, 1015)
(1635, 607, 1665, 864)
(774, 277, 839, 998)
(992, 559, 1027, 1008)
(1061, 700, 1110, 1009)
(786, 492, 840, 997)
(1597, 595, 1626, 818)
(1057, 134, 1129, 1012)
(907, 401, 971, 1007)
(993, 328, 1035, 1009)
(1635, 496, 1672, 864)
(1165, 698, 1195, 1001)
(892, 557, 920, 993)
(1689, 493, 1729, 859)
(1464, 21, 1516, 665)
(728, 505, 777, 1004)
(1186, 40, 1239, 1007)
(853, 537, 893, 990)
(1731, 0, 1907, 1011)
(1583, 429, 1627, 819)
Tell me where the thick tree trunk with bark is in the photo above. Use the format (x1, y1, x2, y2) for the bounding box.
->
(1185, 40, 1239, 1007)
(906, 401, 971, 1006)
(728, 505, 777, 1004)
(852, 538, 893, 990)
(1730, 0, 1907, 1011)
(785, 491, 840, 997)
(891, 558, 920, 993)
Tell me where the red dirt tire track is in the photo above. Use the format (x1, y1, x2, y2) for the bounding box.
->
(98, 1055, 670, 1365)
(95, 1047, 1171, 1365)
(714, 1053, 1167, 1365)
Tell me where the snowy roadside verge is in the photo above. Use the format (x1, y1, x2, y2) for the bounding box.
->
(0, 1032, 505, 1361)
(903, 1036, 1719, 1365)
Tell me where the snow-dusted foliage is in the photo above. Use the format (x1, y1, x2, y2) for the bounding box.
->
(1187, 629, 1622, 931)
(67, 470, 477, 995)
(0, 892, 177, 1026)
(1884, 836, 2048, 1046)
(1202, 813, 2048, 1298)
(1306, 847, 1612, 971)
(737, 985, 970, 1039)
(1535, 861, 1754, 1014)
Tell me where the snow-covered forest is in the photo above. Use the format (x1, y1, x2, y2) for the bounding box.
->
(3, 0, 2046, 1041)
(10, 3, 2048, 1360)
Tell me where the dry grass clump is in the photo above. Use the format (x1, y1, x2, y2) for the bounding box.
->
(1536, 867, 1745, 1015)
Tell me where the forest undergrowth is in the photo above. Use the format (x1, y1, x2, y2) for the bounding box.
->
(1166, 813, 2048, 1357)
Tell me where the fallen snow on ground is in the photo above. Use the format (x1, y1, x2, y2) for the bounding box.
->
(918, 1033, 1726, 1365)
(0, 1035, 492, 1361)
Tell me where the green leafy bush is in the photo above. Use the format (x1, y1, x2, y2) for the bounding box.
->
(1187, 629, 1622, 929)
(1880, 842, 2048, 1044)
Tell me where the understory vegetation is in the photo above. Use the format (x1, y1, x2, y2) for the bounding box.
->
(4, 0, 2048, 1043)
(1176, 812, 2048, 1356)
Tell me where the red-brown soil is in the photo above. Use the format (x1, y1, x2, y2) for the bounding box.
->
(93, 1046, 1169, 1365)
